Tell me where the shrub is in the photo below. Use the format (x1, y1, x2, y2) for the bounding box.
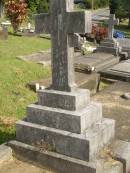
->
(5, 0, 27, 33)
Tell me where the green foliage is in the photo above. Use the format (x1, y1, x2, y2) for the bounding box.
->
(37, 0, 49, 14)
(84, 0, 109, 9)
(109, 0, 119, 14)
(5, 0, 27, 33)
(26, 0, 49, 14)
(109, 0, 130, 27)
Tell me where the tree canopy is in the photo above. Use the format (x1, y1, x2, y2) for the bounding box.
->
(24, 0, 48, 14)
(109, 0, 130, 27)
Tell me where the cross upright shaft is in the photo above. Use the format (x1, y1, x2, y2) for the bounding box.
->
(108, 14, 119, 40)
(50, 0, 75, 92)
(35, 0, 92, 92)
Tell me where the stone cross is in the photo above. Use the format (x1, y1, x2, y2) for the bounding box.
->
(35, 0, 92, 92)
(108, 14, 119, 40)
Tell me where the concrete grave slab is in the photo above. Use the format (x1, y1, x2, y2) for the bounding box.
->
(17, 50, 51, 67)
(100, 59, 130, 81)
(17, 50, 81, 67)
(18, 51, 119, 74)
(75, 52, 120, 73)
(117, 38, 130, 57)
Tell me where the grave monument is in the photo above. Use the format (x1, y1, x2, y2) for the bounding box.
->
(117, 38, 130, 59)
(9, 1, 130, 173)
(97, 14, 121, 56)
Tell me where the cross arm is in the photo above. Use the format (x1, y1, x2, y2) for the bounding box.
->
(67, 11, 92, 34)
(35, 13, 50, 34)
(114, 18, 119, 25)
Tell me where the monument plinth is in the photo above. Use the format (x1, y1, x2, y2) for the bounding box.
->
(97, 14, 121, 56)
(9, 1, 130, 173)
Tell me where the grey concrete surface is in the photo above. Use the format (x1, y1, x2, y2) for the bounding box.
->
(38, 88, 90, 111)
(27, 102, 102, 134)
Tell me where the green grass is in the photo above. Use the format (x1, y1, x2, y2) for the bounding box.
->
(0, 34, 51, 144)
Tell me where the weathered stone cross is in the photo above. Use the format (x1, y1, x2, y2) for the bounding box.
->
(35, 0, 92, 92)
(108, 14, 119, 40)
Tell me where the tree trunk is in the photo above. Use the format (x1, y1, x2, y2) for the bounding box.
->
(12, 22, 19, 34)
(128, 14, 130, 28)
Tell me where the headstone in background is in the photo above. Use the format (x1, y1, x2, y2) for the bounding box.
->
(117, 38, 130, 58)
(0, 26, 8, 40)
(108, 14, 119, 40)
(96, 14, 121, 56)
(0, 21, 11, 40)
(97, 38, 121, 56)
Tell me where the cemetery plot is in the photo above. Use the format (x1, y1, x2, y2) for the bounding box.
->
(1, 0, 130, 173)
(100, 59, 130, 81)
(117, 38, 130, 57)
(17, 50, 51, 67)
(17, 51, 120, 74)
(75, 52, 120, 73)
(17, 50, 81, 66)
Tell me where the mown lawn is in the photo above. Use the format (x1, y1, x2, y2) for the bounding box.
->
(0, 34, 51, 144)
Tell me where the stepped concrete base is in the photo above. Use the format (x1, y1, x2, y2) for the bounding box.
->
(100, 60, 130, 82)
(8, 140, 123, 173)
(27, 102, 102, 134)
(16, 118, 115, 161)
(38, 88, 90, 111)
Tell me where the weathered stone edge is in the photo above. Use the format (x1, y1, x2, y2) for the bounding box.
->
(8, 140, 99, 173)
(0, 144, 13, 164)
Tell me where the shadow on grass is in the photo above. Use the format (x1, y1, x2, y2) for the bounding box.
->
(0, 127, 16, 145)
(8, 31, 22, 37)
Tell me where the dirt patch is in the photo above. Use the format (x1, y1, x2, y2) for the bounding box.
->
(92, 81, 130, 142)
(0, 159, 55, 173)
(0, 116, 17, 128)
